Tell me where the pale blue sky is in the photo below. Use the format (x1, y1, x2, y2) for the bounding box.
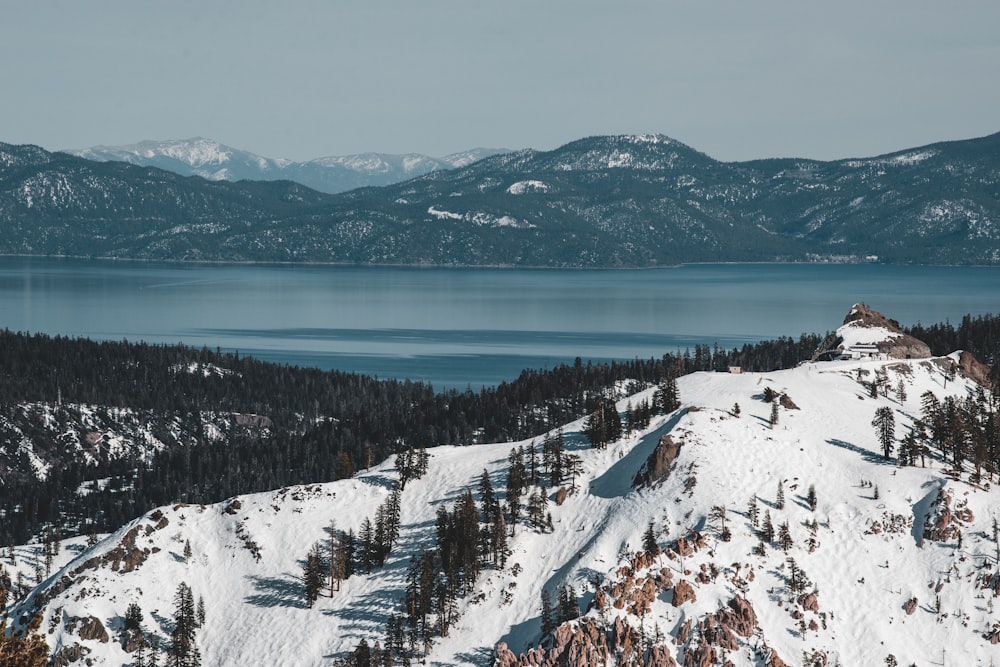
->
(3, 1, 998, 161)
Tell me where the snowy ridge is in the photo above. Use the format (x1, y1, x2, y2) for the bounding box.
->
(64, 139, 509, 194)
(7, 353, 1000, 665)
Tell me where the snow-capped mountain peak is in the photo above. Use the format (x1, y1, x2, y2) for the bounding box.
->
(64, 139, 509, 194)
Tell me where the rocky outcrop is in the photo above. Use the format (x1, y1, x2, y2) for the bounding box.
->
(814, 303, 931, 360)
(51, 642, 90, 666)
(959, 350, 993, 388)
(766, 652, 791, 667)
(672, 580, 696, 607)
(797, 592, 819, 613)
(68, 615, 109, 643)
(904, 597, 918, 615)
(633, 435, 682, 488)
(495, 616, 678, 667)
(923, 487, 973, 543)
(683, 641, 716, 667)
(714, 596, 758, 637)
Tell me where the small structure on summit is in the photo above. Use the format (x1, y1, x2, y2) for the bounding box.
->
(814, 303, 932, 361)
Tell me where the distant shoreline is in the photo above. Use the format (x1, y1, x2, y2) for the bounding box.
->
(1, 253, 996, 270)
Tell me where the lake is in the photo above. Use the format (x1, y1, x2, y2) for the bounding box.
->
(1, 258, 998, 390)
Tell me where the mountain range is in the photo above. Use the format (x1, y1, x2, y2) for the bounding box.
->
(8, 306, 1000, 665)
(64, 138, 509, 194)
(2, 131, 999, 266)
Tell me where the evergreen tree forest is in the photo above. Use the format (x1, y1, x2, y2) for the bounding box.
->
(1, 313, 998, 545)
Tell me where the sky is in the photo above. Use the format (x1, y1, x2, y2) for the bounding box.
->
(2, 1, 999, 162)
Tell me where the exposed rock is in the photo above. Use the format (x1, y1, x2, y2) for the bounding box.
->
(798, 592, 819, 613)
(923, 487, 972, 543)
(959, 350, 992, 388)
(633, 435, 682, 488)
(766, 651, 791, 667)
(648, 644, 679, 667)
(672, 579, 696, 607)
(715, 596, 758, 637)
(225, 499, 242, 514)
(676, 619, 692, 645)
(51, 642, 90, 666)
(672, 531, 707, 558)
(72, 615, 109, 643)
(554, 487, 569, 506)
(683, 640, 716, 667)
(904, 597, 918, 615)
(814, 303, 931, 361)
(495, 641, 518, 667)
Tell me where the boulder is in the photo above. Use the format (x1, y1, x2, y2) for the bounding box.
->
(672, 580, 696, 607)
(76, 615, 109, 643)
(633, 435, 682, 487)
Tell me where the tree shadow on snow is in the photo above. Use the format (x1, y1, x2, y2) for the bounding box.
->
(443, 647, 494, 667)
(321, 586, 399, 633)
(358, 473, 398, 491)
(590, 409, 688, 499)
(825, 438, 888, 466)
(244, 573, 305, 608)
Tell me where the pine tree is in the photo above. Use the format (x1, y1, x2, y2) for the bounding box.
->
(527, 489, 549, 531)
(562, 452, 583, 490)
(776, 482, 785, 510)
(872, 406, 896, 459)
(895, 378, 907, 403)
(0, 616, 49, 667)
(168, 581, 200, 667)
(770, 400, 779, 428)
(642, 521, 658, 554)
(778, 521, 793, 551)
(656, 374, 680, 414)
(540, 588, 554, 637)
(506, 447, 525, 532)
(125, 601, 144, 632)
(303, 542, 324, 607)
(710, 505, 730, 542)
(183, 539, 192, 563)
(747, 495, 759, 529)
(762, 510, 775, 543)
(557, 585, 580, 623)
(806, 484, 817, 512)
(360, 518, 375, 574)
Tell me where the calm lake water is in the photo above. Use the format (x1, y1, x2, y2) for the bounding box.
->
(1, 258, 998, 390)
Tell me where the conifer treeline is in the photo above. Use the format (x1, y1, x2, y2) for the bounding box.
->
(3, 315, 995, 545)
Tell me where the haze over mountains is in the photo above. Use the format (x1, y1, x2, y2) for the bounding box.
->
(1, 131, 999, 266)
(65, 138, 509, 194)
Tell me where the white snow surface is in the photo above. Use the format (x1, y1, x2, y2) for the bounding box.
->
(9, 355, 1000, 666)
(836, 322, 901, 349)
(506, 180, 550, 195)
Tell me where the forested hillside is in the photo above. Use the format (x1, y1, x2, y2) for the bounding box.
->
(2, 311, 998, 547)
(3, 131, 1000, 266)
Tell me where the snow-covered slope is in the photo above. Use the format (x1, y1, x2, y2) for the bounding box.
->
(64, 139, 509, 194)
(8, 353, 999, 665)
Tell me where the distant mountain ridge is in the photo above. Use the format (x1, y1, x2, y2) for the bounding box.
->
(2, 131, 999, 266)
(65, 138, 509, 194)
